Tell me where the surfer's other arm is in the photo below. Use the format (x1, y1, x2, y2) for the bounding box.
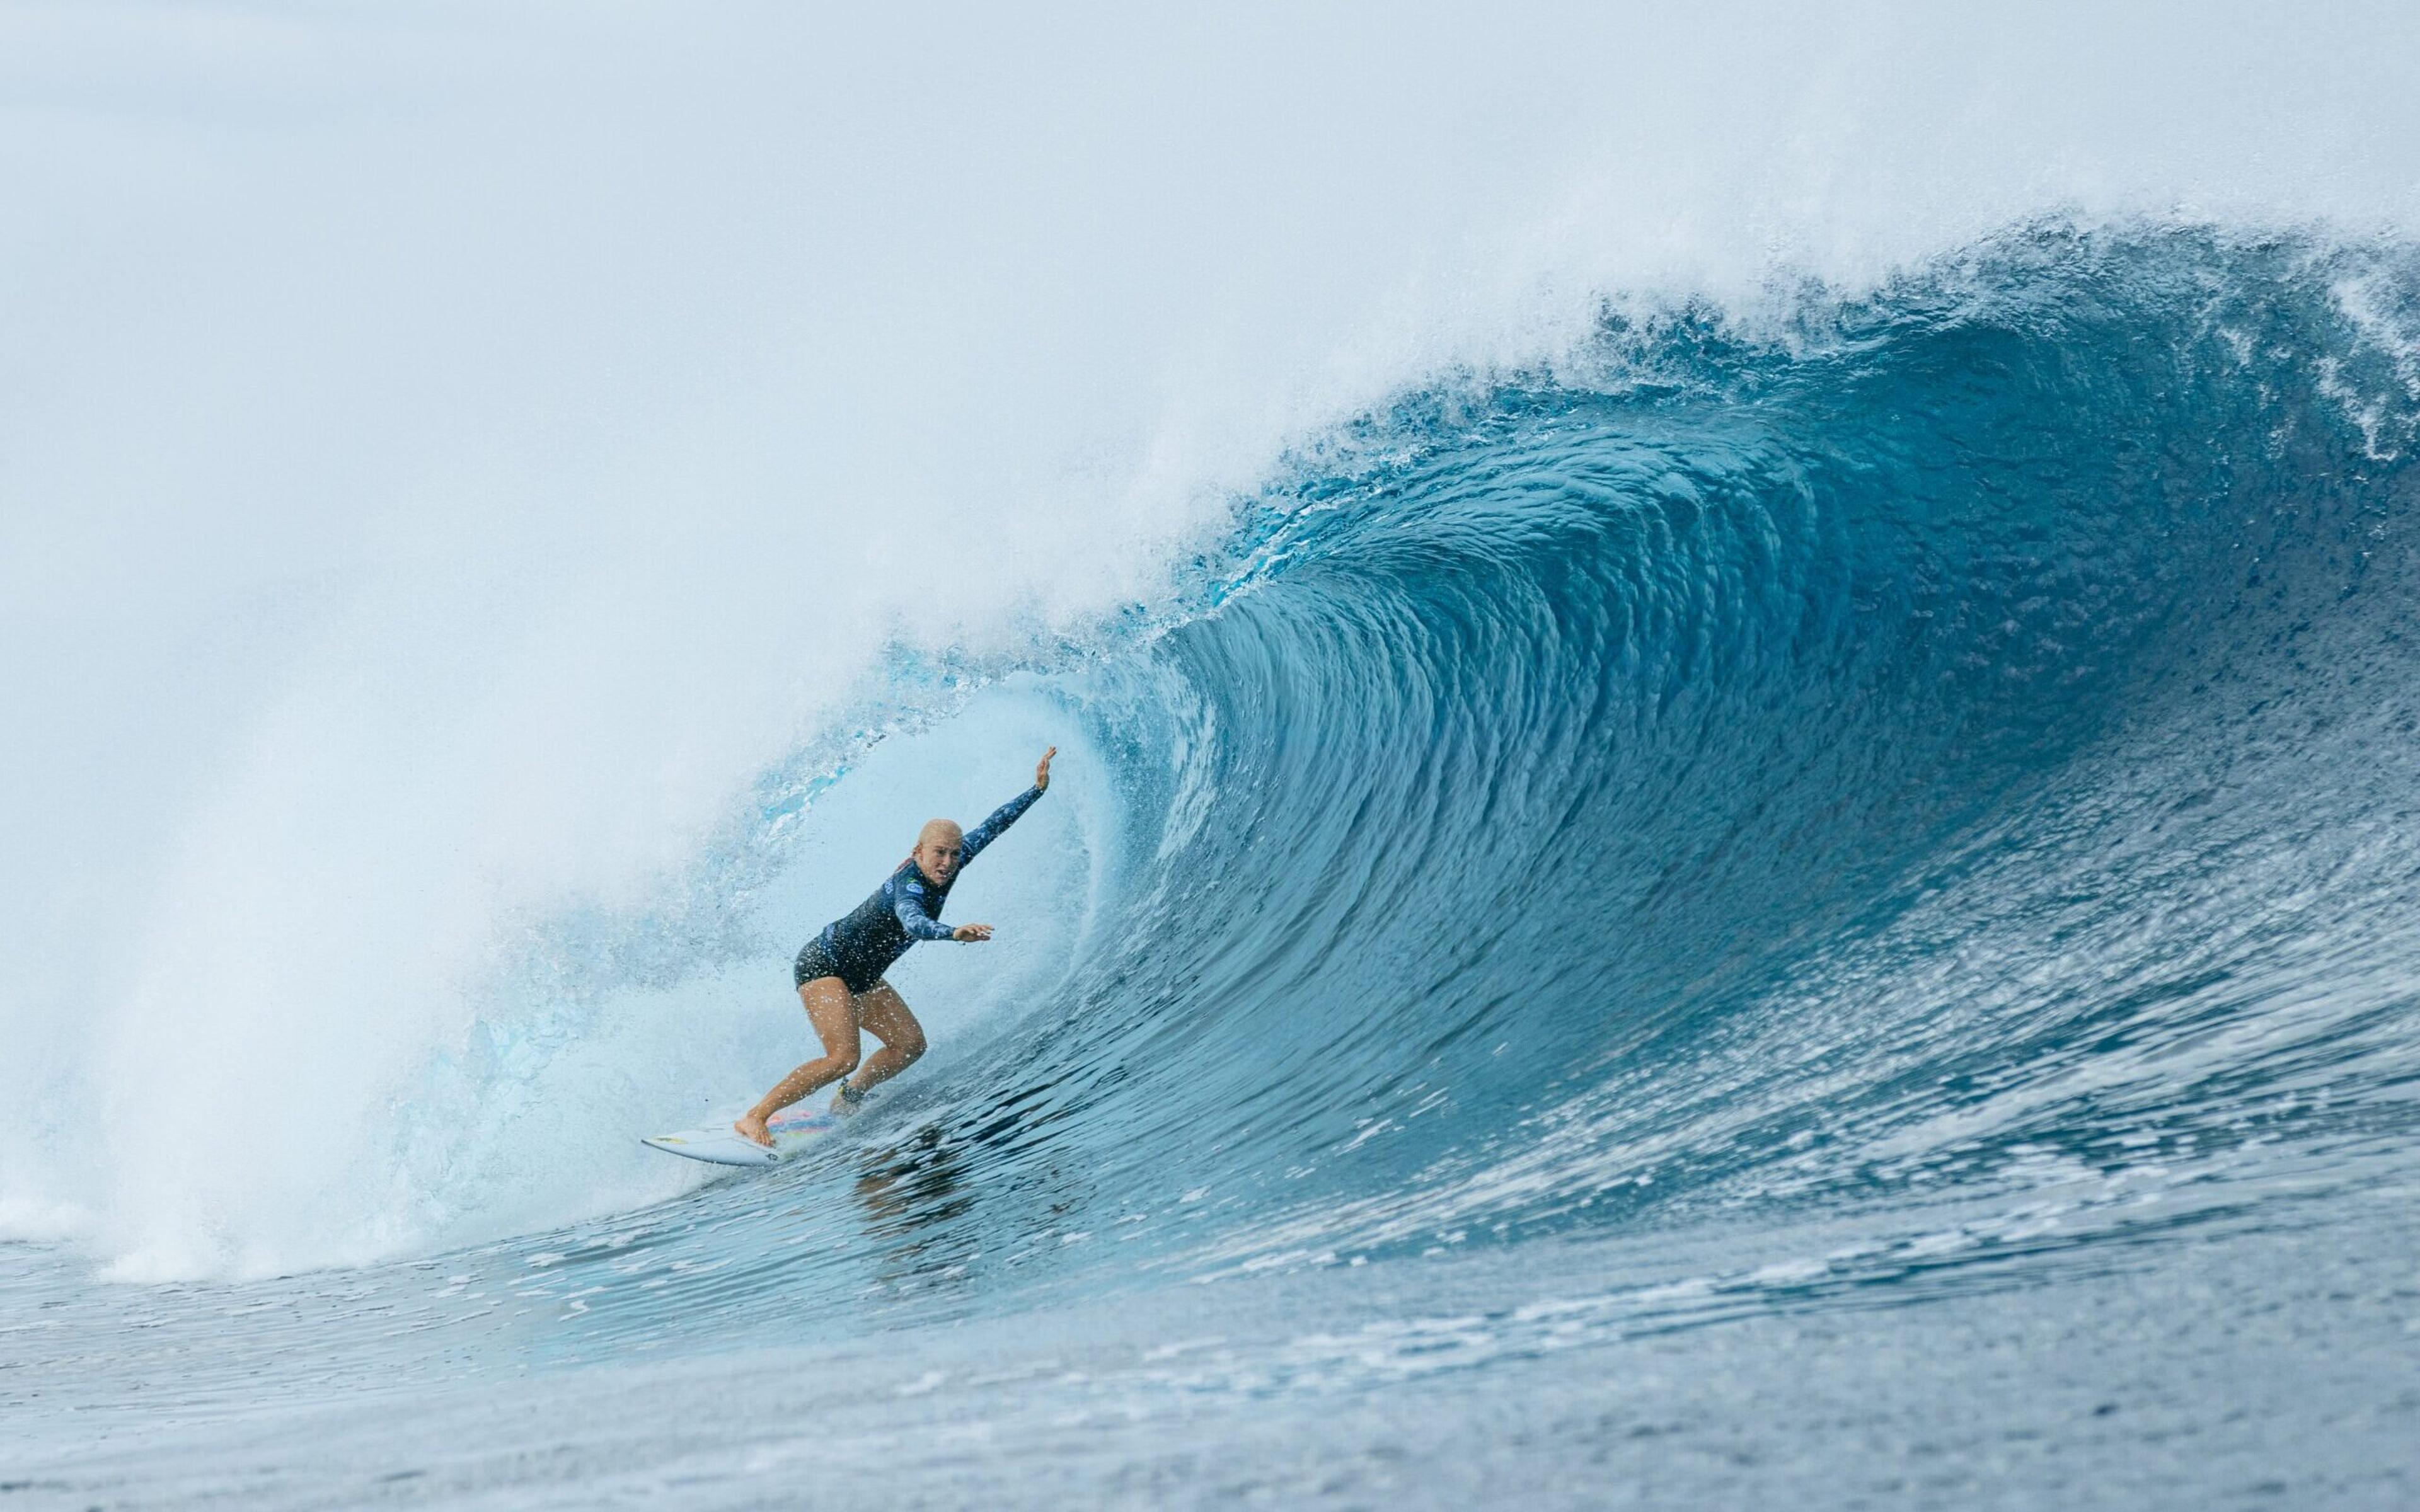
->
(892, 878, 967, 942)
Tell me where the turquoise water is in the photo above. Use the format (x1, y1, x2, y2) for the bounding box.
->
(9, 225, 2420, 1506)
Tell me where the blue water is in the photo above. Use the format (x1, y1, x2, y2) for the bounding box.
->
(10, 224, 2420, 1506)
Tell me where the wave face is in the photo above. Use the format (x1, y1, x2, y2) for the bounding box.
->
(953, 223, 2420, 1277)
(359, 223, 2420, 1354)
(14, 225, 2420, 1505)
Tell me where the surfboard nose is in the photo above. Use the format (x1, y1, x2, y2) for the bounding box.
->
(640, 1131, 781, 1167)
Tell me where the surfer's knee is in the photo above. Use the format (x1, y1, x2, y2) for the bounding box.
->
(829, 1049, 861, 1076)
(896, 1033, 926, 1066)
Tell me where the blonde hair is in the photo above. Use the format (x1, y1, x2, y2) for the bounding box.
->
(916, 818, 965, 850)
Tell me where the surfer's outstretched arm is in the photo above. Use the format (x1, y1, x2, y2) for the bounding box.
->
(959, 747, 1055, 866)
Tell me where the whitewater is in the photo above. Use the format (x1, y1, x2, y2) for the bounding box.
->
(6, 4, 2420, 1507)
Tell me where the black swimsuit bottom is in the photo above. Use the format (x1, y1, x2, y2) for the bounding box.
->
(793, 939, 883, 995)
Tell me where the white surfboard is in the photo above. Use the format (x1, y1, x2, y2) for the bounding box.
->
(642, 1105, 843, 1166)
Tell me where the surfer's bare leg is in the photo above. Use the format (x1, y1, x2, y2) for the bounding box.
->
(835, 980, 927, 1112)
(735, 976, 861, 1147)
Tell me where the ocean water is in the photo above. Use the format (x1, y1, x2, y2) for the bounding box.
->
(9, 9, 2420, 1509)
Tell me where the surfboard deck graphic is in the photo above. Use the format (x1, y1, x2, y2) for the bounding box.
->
(642, 1106, 842, 1166)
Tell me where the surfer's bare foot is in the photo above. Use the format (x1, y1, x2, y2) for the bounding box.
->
(734, 1114, 773, 1148)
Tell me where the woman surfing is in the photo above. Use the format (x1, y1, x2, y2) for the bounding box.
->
(734, 747, 1056, 1147)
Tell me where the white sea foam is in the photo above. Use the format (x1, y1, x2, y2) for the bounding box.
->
(6, 1, 2420, 1276)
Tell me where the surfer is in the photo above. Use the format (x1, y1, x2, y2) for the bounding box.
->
(734, 747, 1056, 1148)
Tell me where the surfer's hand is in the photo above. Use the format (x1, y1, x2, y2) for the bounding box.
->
(1035, 746, 1056, 791)
(952, 923, 994, 942)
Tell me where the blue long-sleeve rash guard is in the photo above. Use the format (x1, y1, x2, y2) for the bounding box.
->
(814, 784, 1043, 988)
